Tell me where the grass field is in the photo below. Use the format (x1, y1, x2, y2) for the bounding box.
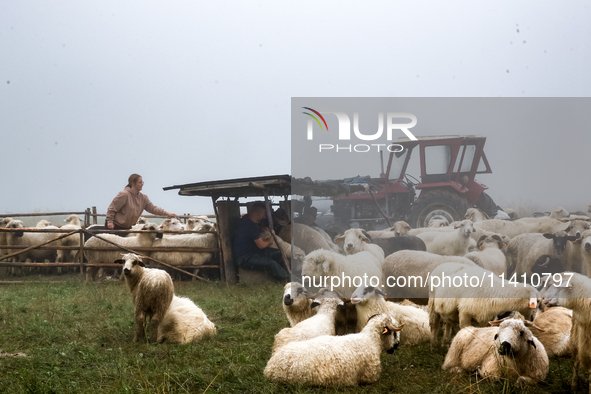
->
(0, 275, 583, 393)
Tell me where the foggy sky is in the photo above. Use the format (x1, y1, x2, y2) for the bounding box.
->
(1, 1, 591, 219)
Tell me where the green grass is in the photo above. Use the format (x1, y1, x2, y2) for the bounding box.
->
(0, 275, 583, 393)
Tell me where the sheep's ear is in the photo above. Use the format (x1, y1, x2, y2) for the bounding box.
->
(478, 245, 484, 251)
(322, 260, 330, 274)
(477, 235, 487, 246)
(310, 300, 320, 308)
(543, 233, 555, 239)
(361, 235, 371, 244)
(334, 235, 344, 243)
(454, 224, 459, 229)
(528, 339, 536, 349)
(113, 259, 125, 265)
(567, 236, 578, 242)
(489, 320, 503, 326)
(375, 288, 385, 297)
(138, 260, 146, 267)
(524, 321, 545, 332)
(382, 327, 391, 335)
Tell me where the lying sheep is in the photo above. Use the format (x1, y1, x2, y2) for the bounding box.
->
(301, 249, 383, 297)
(264, 314, 403, 386)
(442, 318, 549, 386)
(416, 220, 474, 256)
(272, 290, 344, 353)
(464, 235, 507, 276)
(120, 253, 174, 342)
(527, 307, 572, 358)
(351, 285, 431, 346)
(157, 295, 216, 343)
(506, 231, 578, 277)
(282, 282, 316, 327)
(335, 228, 384, 265)
(543, 273, 591, 390)
(84, 222, 162, 282)
(382, 250, 477, 301)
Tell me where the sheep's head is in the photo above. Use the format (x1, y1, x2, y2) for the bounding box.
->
(335, 228, 371, 255)
(7, 220, 24, 237)
(64, 215, 82, 225)
(542, 231, 577, 255)
(550, 207, 570, 219)
(429, 219, 449, 228)
(160, 218, 184, 232)
(136, 217, 148, 225)
(582, 230, 591, 254)
(120, 253, 145, 276)
(0, 217, 14, 227)
(36, 220, 52, 228)
(350, 285, 385, 305)
(489, 318, 537, 356)
(453, 220, 473, 237)
(477, 235, 506, 251)
(365, 313, 404, 353)
(142, 223, 163, 238)
(309, 290, 345, 310)
(301, 250, 334, 278)
(283, 282, 311, 306)
(564, 220, 590, 240)
(542, 276, 579, 310)
(391, 221, 411, 236)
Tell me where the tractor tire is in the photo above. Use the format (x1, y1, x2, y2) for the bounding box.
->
(408, 190, 470, 229)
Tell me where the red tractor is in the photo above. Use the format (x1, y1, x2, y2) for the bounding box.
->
(332, 135, 501, 229)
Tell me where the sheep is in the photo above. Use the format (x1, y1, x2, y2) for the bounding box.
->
(301, 249, 383, 297)
(543, 273, 591, 390)
(416, 220, 474, 256)
(581, 229, 591, 275)
(442, 318, 549, 386)
(84, 222, 163, 282)
(389, 220, 412, 236)
(506, 231, 578, 277)
(56, 215, 83, 267)
(335, 228, 384, 265)
(157, 295, 216, 343)
(159, 218, 185, 233)
(119, 253, 174, 342)
(0, 217, 14, 259)
(263, 313, 403, 386)
(272, 290, 344, 353)
(150, 220, 217, 278)
(465, 207, 490, 222)
(282, 282, 317, 327)
(351, 285, 431, 346)
(429, 264, 540, 329)
(464, 235, 507, 276)
(261, 229, 306, 267)
(382, 250, 477, 301)
(5, 219, 60, 263)
(429, 219, 449, 228)
(369, 234, 427, 257)
(550, 207, 570, 219)
(473, 217, 566, 239)
(527, 307, 572, 358)
(279, 223, 341, 255)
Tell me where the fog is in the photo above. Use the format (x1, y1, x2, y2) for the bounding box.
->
(1, 1, 590, 219)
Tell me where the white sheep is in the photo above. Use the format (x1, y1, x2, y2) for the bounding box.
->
(159, 218, 185, 233)
(429, 219, 450, 228)
(351, 285, 431, 346)
(5, 219, 60, 263)
(464, 234, 507, 276)
(475, 216, 566, 238)
(263, 313, 403, 386)
(506, 230, 578, 277)
(442, 318, 549, 386)
(382, 250, 477, 301)
(301, 249, 383, 297)
(282, 282, 317, 327)
(465, 207, 490, 222)
(335, 228, 385, 265)
(389, 221, 412, 236)
(84, 222, 163, 282)
(272, 290, 343, 353)
(150, 220, 217, 278)
(416, 220, 474, 256)
(543, 272, 591, 390)
(157, 295, 216, 343)
(525, 307, 572, 358)
(428, 265, 540, 346)
(0, 217, 14, 259)
(279, 223, 341, 255)
(120, 253, 174, 342)
(56, 215, 83, 267)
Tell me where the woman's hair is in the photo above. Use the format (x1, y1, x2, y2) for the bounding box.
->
(127, 174, 142, 188)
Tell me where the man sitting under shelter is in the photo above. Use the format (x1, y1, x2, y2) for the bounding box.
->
(232, 202, 289, 281)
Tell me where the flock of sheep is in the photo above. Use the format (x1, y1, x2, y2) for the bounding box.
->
(3, 205, 591, 389)
(264, 205, 591, 389)
(0, 215, 218, 281)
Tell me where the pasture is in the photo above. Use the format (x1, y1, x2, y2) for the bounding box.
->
(0, 275, 580, 393)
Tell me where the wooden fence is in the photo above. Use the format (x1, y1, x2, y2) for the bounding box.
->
(0, 212, 220, 282)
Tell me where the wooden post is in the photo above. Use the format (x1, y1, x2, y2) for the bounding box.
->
(79, 230, 85, 278)
(84, 208, 91, 228)
(215, 199, 240, 284)
(92, 207, 98, 225)
(263, 190, 291, 275)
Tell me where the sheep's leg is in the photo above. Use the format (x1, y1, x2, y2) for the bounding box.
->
(443, 323, 453, 346)
(149, 313, 161, 343)
(191, 268, 201, 281)
(430, 315, 440, 347)
(571, 359, 579, 389)
(458, 313, 472, 329)
(134, 311, 146, 342)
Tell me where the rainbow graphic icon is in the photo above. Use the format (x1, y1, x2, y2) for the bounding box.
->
(302, 107, 329, 131)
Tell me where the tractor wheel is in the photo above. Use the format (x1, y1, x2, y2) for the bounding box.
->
(408, 190, 469, 229)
